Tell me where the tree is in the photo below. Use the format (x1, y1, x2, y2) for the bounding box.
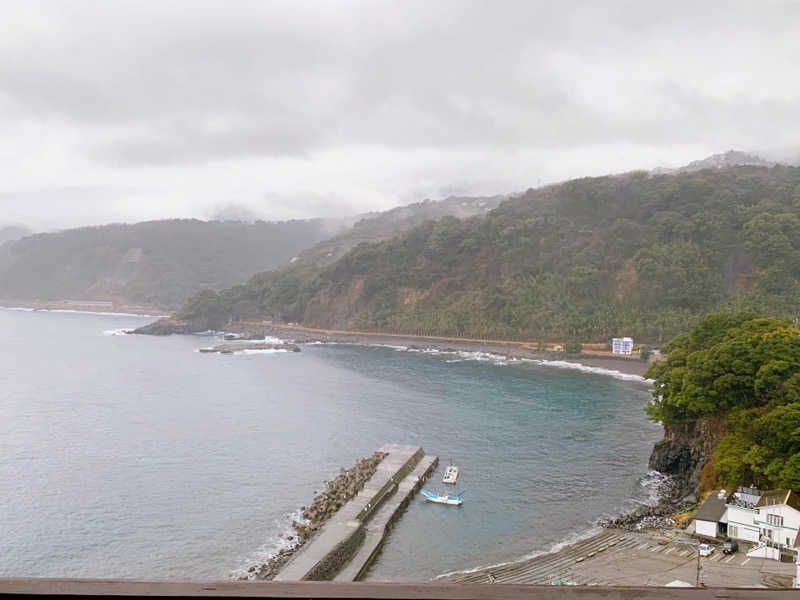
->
(646, 313, 800, 489)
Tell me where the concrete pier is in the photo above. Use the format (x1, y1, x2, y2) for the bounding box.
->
(275, 444, 438, 582)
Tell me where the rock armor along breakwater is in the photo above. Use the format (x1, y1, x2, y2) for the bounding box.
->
(245, 451, 387, 580)
(270, 444, 438, 582)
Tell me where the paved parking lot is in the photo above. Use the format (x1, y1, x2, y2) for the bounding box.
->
(451, 529, 796, 588)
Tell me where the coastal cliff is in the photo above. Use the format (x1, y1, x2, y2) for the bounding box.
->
(644, 314, 800, 506)
(647, 414, 728, 503)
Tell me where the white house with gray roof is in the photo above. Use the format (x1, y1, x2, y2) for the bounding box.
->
(693, 488, 800, 560)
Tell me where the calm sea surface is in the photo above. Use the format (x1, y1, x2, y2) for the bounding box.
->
(0, 308, 661, 581)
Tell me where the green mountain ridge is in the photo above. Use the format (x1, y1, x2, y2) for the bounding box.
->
(165, 165, 800, 342)
(292, 195, 505, 270)
(0, 195, 504, 310)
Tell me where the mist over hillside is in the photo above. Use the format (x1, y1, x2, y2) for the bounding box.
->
(164, 165, 800, 342)
(292, 195, 506, 270)
(652, 150, 776, 174)
(0, 219, 346, 308)
(0, 225, 33, 246)
(0, 195, 504, 309)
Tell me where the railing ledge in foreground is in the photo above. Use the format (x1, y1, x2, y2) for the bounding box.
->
(0, 578, 797, 599)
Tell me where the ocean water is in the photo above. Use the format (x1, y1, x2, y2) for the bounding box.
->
(0, 308, 661, 581)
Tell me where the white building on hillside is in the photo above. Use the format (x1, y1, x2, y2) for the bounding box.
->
(612, 337, 633, 355)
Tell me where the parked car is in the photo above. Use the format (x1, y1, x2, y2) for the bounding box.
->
(698, 543, 714, 557)
(723, 540, 738, 554)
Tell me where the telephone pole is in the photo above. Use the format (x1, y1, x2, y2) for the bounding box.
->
(695, 542, 701, 587)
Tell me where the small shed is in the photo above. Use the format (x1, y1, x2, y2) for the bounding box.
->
(693, 492, 728, 539)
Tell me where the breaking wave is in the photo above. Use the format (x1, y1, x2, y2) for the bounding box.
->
(231, 508, 307, 580)
(523, 358, 653, 383)
(358, 342, 652, 383)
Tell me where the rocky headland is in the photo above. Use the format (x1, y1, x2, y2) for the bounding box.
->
(601, 415, 729, 531)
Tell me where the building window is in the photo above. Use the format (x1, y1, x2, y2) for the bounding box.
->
(729, 525, 738, 538)
(787, 537, 791, 546)
(766, 514, 783, 527)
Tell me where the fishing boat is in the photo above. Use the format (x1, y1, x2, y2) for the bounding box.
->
(442, 464, 459, 485)
(421, 489, 463, 506)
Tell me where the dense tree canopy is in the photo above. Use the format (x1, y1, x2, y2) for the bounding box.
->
(181, 165, 800, 341)
(646, 314, 800, 490)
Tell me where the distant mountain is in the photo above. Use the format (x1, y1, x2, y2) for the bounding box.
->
(0, 225, 33, 246)
(0, 195, 506, 310)
(653, 150, 775, 174)
(161, 165, 800, 342)
(0, 219, 348, 309)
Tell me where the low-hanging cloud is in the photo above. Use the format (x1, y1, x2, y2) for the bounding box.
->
(1, 0, 800, 229)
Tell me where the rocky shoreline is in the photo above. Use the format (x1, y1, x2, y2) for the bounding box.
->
(131, 317, 655, 378)
(265, 326, 654, 378)
(239, 451, 387, 580)
(599, 474, 694, 532)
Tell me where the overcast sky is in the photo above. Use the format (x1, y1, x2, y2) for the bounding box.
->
(2, 0, 800, 230)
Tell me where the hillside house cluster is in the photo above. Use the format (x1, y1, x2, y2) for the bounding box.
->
(694, 487, 800, 561)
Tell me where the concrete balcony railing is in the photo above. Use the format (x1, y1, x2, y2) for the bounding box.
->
(1, 578, 799, 598)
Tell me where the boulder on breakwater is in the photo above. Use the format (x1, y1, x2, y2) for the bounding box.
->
(244, 451, 387, 580)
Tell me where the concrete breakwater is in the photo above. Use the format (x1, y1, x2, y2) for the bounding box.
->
(249, 452, 386, 579)
(198, 341, 300, 354)
(274, 444, 438, 582)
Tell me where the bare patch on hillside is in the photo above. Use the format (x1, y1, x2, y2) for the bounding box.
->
(398, 286, 431, 309)
(614, 259, 638, 301)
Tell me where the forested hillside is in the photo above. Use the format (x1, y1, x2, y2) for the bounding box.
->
(646, 314, 800, 492)
(294, 195, 504, 269)
(0, 196, 503, 310)
(168, 166, 800, 341)
(0, 219, 345, 308)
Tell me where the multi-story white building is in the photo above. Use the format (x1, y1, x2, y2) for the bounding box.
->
(612, 337, 633, 355)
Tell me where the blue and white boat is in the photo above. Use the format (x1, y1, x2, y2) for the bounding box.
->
(421, 489, 463, 506)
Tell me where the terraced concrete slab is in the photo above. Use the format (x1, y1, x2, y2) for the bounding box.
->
(335, 454, 438, 581)
(275, 444, 426, 581)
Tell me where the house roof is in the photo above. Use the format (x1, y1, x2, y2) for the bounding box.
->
(756, 489, 800, 512)
(694, 492, 727, 523)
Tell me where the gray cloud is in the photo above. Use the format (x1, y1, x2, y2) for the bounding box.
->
(1, 0, 800, 228)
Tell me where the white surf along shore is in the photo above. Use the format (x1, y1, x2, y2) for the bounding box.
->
(308, 339, 654, 383)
